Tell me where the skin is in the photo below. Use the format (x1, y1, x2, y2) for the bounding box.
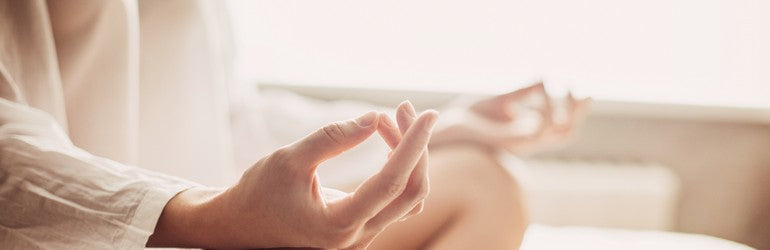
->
(367, 143, 528, 250)
(431, 82, 591, 154)
(147, 82, 589, 249)
(363, 83, 590, 249)
(148, 107, 438, 249)
(366, 103, 529, 250)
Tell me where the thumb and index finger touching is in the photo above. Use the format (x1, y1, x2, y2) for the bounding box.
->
(335, 102, 437, 222)
(284, 101, 438, 222)
(289, 101, 436, 170)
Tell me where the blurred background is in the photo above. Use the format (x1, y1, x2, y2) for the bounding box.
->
(228, 0, 769, 248)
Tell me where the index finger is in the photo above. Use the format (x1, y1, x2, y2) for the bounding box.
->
(331, 110, 438, 222)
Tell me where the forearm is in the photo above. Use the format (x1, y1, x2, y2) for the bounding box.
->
(147, 184, 294, 249)
(147, 187, 227, 248)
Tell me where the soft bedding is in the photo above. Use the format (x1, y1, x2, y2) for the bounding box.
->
(521, 224, 754, 250)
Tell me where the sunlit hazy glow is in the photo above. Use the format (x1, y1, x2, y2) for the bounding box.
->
(230, 0, 769, 109)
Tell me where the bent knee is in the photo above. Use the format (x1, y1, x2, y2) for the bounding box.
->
(429, 144, 530, 244)
(429, 144, 524, 201)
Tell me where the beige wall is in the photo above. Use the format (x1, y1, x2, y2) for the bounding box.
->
(537, 115, 770, 249)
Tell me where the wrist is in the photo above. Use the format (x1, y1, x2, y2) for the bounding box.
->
(146, 187, 224, 248)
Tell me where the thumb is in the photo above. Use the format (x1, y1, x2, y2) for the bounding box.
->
(288, 111, 379, 168)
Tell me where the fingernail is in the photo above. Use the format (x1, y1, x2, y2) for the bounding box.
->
(379, 112, 396, 128)
(403, 100, 416, 118)
(355, 111, 378, 127)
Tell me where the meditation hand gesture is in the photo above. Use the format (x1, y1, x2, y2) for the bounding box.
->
(148, 103, 438, 249)
(432, 82, 590, 155)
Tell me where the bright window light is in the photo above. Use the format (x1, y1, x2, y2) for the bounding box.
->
(229, 0, 770, 109)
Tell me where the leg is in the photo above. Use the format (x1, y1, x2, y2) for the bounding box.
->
(366, 144, 529, 250)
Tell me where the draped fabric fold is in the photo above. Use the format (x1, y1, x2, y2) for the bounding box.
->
(1, 0, 236, 248)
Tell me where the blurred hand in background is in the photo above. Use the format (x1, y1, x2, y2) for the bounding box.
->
(431, 82, 591, 155)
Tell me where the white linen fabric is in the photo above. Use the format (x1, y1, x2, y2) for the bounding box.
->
(0, 98, 198, 249)
(0, 0, 236, 248)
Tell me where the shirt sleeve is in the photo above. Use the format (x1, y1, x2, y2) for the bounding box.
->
(0, 98, 200, 249)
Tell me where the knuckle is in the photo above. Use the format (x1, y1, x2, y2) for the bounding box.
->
(384, 178, 407, 198)
(321, 122, 347, 145)
(271, 147, 295, 165)
(267, 147, 291, 165)
(406, 179, 429, 200)
(266, 146, 303, 171)
(416, 180, 430, 199)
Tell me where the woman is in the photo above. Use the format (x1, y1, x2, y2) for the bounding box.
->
(0, 0, 588, 249)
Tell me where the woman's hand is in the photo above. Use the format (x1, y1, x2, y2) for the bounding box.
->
(148, 105, 438, 249)
(431, 82, 590, 155)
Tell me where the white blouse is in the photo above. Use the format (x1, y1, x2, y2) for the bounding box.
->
(0, 0, 241, 248)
